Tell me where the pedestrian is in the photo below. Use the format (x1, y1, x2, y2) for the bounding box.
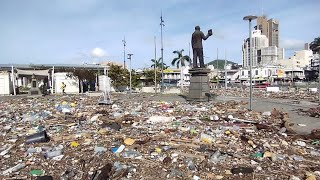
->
(61, 82, 66, 94)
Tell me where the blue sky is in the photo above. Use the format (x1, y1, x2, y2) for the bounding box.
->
(0, 0, 319, 69)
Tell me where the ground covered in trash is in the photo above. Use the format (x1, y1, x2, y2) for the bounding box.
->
(0, 94, 320, 180)
(214, 88, 319, 104)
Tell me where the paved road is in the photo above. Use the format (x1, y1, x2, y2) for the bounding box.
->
(215, 96, 320, 135)
(121, 93, 320, 135)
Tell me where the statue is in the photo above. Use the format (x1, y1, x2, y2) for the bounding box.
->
(191, 26, 212, 68)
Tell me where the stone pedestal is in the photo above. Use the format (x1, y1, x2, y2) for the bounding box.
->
(187, 68, 210, 102)
(28, 75, 41, 95)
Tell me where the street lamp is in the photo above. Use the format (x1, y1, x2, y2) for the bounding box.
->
(122, 37, 126, 69)
(160, 12, 165, 92)
(243, 15, 257, 111)
(127, 53, 133, 94)
(315, 46, 320, 105)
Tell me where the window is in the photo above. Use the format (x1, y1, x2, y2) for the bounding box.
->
(255, 70, 259, 75)
(242, 71, 245, 76)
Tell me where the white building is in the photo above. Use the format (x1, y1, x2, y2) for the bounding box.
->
(242, 30, 285, 68)
(242, 30, 269, 67)
(0, 71, 13, 95)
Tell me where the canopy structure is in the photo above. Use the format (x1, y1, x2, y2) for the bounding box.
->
(16, 69, 50, 76)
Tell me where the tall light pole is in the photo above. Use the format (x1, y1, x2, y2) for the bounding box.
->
(160, 12, 165, 92)
(127, 53, 133, 94)
(122, 37, 126, 69)
(224, 49, 227, 90)
(243, 15, 257, 111)
(154, 36, 157, 94)
(315, 46, 320, 105)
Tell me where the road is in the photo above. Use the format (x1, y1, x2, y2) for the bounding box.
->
(119, 93, 320, 135)
(215, 95, 320, 135)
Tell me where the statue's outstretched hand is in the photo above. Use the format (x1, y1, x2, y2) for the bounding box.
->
(208, 29, 213, 36)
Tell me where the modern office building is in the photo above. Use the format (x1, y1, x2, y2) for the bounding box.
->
(268, 18, 280, 47)
(257, 16, 268, 35)
(257, 16, 280, 48)
(242, 30, 269, 67)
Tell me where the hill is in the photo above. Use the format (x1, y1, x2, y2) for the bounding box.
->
(206, 59, 237, 69)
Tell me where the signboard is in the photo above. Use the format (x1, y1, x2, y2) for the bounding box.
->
(276, 69, 285, 78)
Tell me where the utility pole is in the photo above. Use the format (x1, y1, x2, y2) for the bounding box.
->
(154, 36, 157, 94)
(127, 54, 133, 94)
(225, 49, 227, 90)
(122, 37, 126, 69)
(216, 48, 219, 70)
(160, 12, 165, 92)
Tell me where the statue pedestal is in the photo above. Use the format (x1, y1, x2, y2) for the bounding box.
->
(187, 68, 210, 102)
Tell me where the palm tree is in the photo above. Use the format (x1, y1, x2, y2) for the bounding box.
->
(310, 37, 320, 53)
(171, 49, 191, 89)
(151, 58, 161, 69)
(151, 57, 168, 69)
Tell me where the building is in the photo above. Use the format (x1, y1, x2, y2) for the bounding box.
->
(257, 16, 280, 48)
(242, 30, 269, 67)
(0, 64, 107, 95)
(163, 67, 191, 87)
(279, 50, 313, 69)
(268, 18, 280, 48)
(257, 16, 268, 36)
(258, 46, 285, 65)
(304, 43, 310, 50)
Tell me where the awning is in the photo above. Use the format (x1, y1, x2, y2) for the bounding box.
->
(17, 69, 50, 76)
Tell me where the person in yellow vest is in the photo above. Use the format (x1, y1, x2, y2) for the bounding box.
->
(61, 82, 66, 94)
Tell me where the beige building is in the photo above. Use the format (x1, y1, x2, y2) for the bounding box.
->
(278, 50, 313, 68)
(257, 16, 268, 36)
(257, 16, 280, 48)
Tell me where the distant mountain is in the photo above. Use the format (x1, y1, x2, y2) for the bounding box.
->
(206, 59, 237, 69)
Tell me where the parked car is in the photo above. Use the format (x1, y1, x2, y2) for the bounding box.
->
(254, 83, 271, 89)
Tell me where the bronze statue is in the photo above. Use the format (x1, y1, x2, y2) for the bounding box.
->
(191, 26, 212, 68)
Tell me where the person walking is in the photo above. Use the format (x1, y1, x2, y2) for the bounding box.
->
(61, 82, 66, 94)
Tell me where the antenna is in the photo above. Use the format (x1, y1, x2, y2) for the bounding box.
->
(260, 0, 264, 15)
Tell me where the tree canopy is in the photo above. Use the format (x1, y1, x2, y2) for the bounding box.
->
(171, 49, 191, 68)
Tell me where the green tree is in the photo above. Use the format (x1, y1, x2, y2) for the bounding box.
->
(151, 57, 169, 70)
(65, 69, 97, 93)
(171, 49, 191, 68)
(142, 69, 161, 86)
(108, 64, 129, 89)
(171, 49, 191, 89)
(310, 37, 320, 53)
(131, 70, 142, 88)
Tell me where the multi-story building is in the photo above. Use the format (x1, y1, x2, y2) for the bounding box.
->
(258, 46, 285, 65)
(257, 16, 280, 48)
(257, 16, 268, 36)
(278, 50, 313, 69)
(242, 30, 269, 67)
(268, 18, 280, 48)
(242, 28, 285, 68)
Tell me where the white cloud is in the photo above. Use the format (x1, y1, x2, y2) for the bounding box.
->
(91, 47, 106, 58)
(282, 39, 305, 50)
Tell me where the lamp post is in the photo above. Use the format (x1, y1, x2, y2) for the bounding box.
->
(122, 37, 126, 69)
(316, 46, 320, 105)
(154, 36, 157, 94)
(243, 15, 257, 111)
(127, 54, 133, 94)
(160, 12, 165, 92)
(225, 49, 227, 90)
